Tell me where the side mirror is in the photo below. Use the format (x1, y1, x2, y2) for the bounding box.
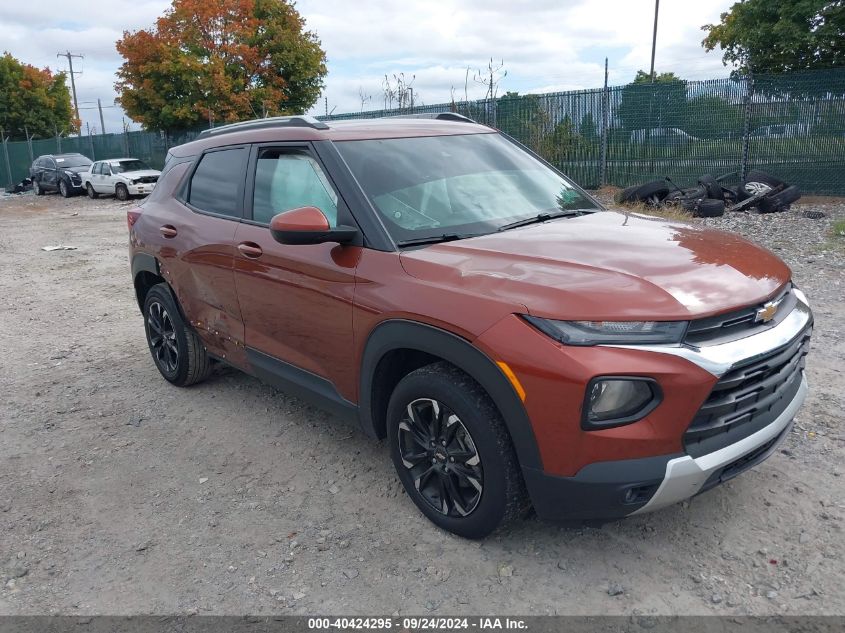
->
(269, 207, 359, 246)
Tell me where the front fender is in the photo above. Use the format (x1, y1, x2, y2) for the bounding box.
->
(359, 319, 542, 470)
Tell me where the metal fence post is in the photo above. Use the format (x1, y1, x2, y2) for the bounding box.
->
(600, 57, 609, 186)
(24, 126, 34, 163)
(1, 130, 13, 189)
(740, 71, 755, 180)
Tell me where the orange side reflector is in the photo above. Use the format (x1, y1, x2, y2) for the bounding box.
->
(496, 361, 526, 402)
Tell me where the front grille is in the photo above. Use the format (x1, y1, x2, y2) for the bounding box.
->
(685, 284, 794, 346)
(697, 424, 791, 494)
(136, 176, 158, 184)
(683, 326, 811, 457)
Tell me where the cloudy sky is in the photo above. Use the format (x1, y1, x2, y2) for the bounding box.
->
(1, 0, 737, 133)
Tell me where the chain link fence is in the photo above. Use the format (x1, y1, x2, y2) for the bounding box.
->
(3, 68, 845, 195)
(325, 68, 845, 195)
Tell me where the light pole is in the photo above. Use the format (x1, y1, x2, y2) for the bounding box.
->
(649, 0, 660, 82)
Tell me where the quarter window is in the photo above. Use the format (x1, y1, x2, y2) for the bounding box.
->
(252, 150, 338, 226)
(188, 148, 248, 217)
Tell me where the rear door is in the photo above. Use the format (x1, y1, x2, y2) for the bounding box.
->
(232, 144, 362, 401)
(153, 146, 250, 365)
(43, 158, 59, 190)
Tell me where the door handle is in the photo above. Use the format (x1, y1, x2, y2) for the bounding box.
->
(237, 242, 263, 259)
(160, 225, 178, 238)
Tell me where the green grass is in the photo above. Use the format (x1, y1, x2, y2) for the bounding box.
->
(831, 219, 845, 238)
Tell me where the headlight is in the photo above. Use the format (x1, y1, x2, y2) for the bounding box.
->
(523, 316, 687, 346)
(583, 377, 661, 429)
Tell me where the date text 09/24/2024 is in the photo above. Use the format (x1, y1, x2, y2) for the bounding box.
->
(307, 617, 528, 630)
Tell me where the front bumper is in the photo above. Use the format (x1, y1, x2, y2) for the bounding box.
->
(633, 373, 806, 514)
(505, 291, 813, 523)
(523, 373, 805, 522)
(127, 183, 156, 196)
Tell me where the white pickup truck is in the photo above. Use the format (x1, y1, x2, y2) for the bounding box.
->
(81, 158, 161, 201)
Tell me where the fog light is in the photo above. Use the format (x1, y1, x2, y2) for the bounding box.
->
(582, 377, 660, 430)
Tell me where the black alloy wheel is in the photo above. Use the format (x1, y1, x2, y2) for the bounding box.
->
(397, 397, 483, 517)
(142, 283, 212, 386)
(147, 300, 179, 376)
(387, 362, 528, 539)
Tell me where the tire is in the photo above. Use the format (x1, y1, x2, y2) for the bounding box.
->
(737, 170, 784, 201)
(387, 362, 528, 539)
(681, 197, 725, 217)
(698, 174, 723, 200)
(757, 185, 801, 213)
(616, 180, 669, 205)
(665, 185, 706, 205)
(86, 183, 99, 199)
(142, 283, 212, 387)
(115, 183, 129, 201)
(614, 185, 638, 204)
(33, 179, 43, 196)
(59, 179, 70, 198)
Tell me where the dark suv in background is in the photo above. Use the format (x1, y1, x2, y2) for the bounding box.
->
(30, 153, 92, 197)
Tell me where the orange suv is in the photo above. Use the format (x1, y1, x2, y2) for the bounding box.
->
(128, 114, 812, 538)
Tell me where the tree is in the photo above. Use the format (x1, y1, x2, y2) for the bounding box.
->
(617, 70, 687, 131)
(0, 53, 75, 140)
(702, 0, 845, 74)
(115, 0, 327, 131)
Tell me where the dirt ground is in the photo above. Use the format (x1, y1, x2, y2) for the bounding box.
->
(0, 191, 843, 616)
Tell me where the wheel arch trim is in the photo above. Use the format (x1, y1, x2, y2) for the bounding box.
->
(359, 319, 543, 470)
(131, 253, 163, 309)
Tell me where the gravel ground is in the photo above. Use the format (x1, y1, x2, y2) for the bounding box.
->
(0, 191, 843, 616)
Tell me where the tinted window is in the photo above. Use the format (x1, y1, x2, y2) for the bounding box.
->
(114, 159, 150, 173)
(252, 150, 338, 225)
(55, 155, 92, 168)
(188, 148, 248, 217)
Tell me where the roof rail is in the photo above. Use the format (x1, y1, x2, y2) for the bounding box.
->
(196, 115, 329, 139)
(387, 112, 477, 123)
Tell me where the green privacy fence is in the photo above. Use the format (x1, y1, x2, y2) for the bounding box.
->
(0, 129, 200, 191)
(324, 67, 845, 195)
(3, 68, 845, 194)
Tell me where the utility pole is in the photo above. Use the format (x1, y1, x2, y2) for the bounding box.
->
(97, 99, 106, 135)
(57, 51, 84, 130)
(649, 0, 660, 82)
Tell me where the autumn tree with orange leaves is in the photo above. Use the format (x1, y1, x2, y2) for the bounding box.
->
(0, 53, 76, 140)
(115, 0, 327, 131)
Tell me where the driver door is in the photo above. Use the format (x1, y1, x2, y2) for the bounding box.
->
(233, 145, 362, 402)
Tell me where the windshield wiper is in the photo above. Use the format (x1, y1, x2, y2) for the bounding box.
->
(496, 209, 587, 232)
(396, 233, 478, 247)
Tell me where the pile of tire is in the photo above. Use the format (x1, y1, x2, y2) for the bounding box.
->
(614, 170, 800, 218)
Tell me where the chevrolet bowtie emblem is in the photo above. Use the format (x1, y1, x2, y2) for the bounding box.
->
(755, 300, 780, 323)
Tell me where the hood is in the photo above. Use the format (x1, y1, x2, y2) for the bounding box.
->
(399, 211, 791, 321)
(63, 165, 91, 174)
(119, 169, 161, 179)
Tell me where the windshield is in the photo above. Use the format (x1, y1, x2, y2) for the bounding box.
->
(112, 159, 150, 173)
(55, 156, 92, 168)
(334, 133, 598, 243)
